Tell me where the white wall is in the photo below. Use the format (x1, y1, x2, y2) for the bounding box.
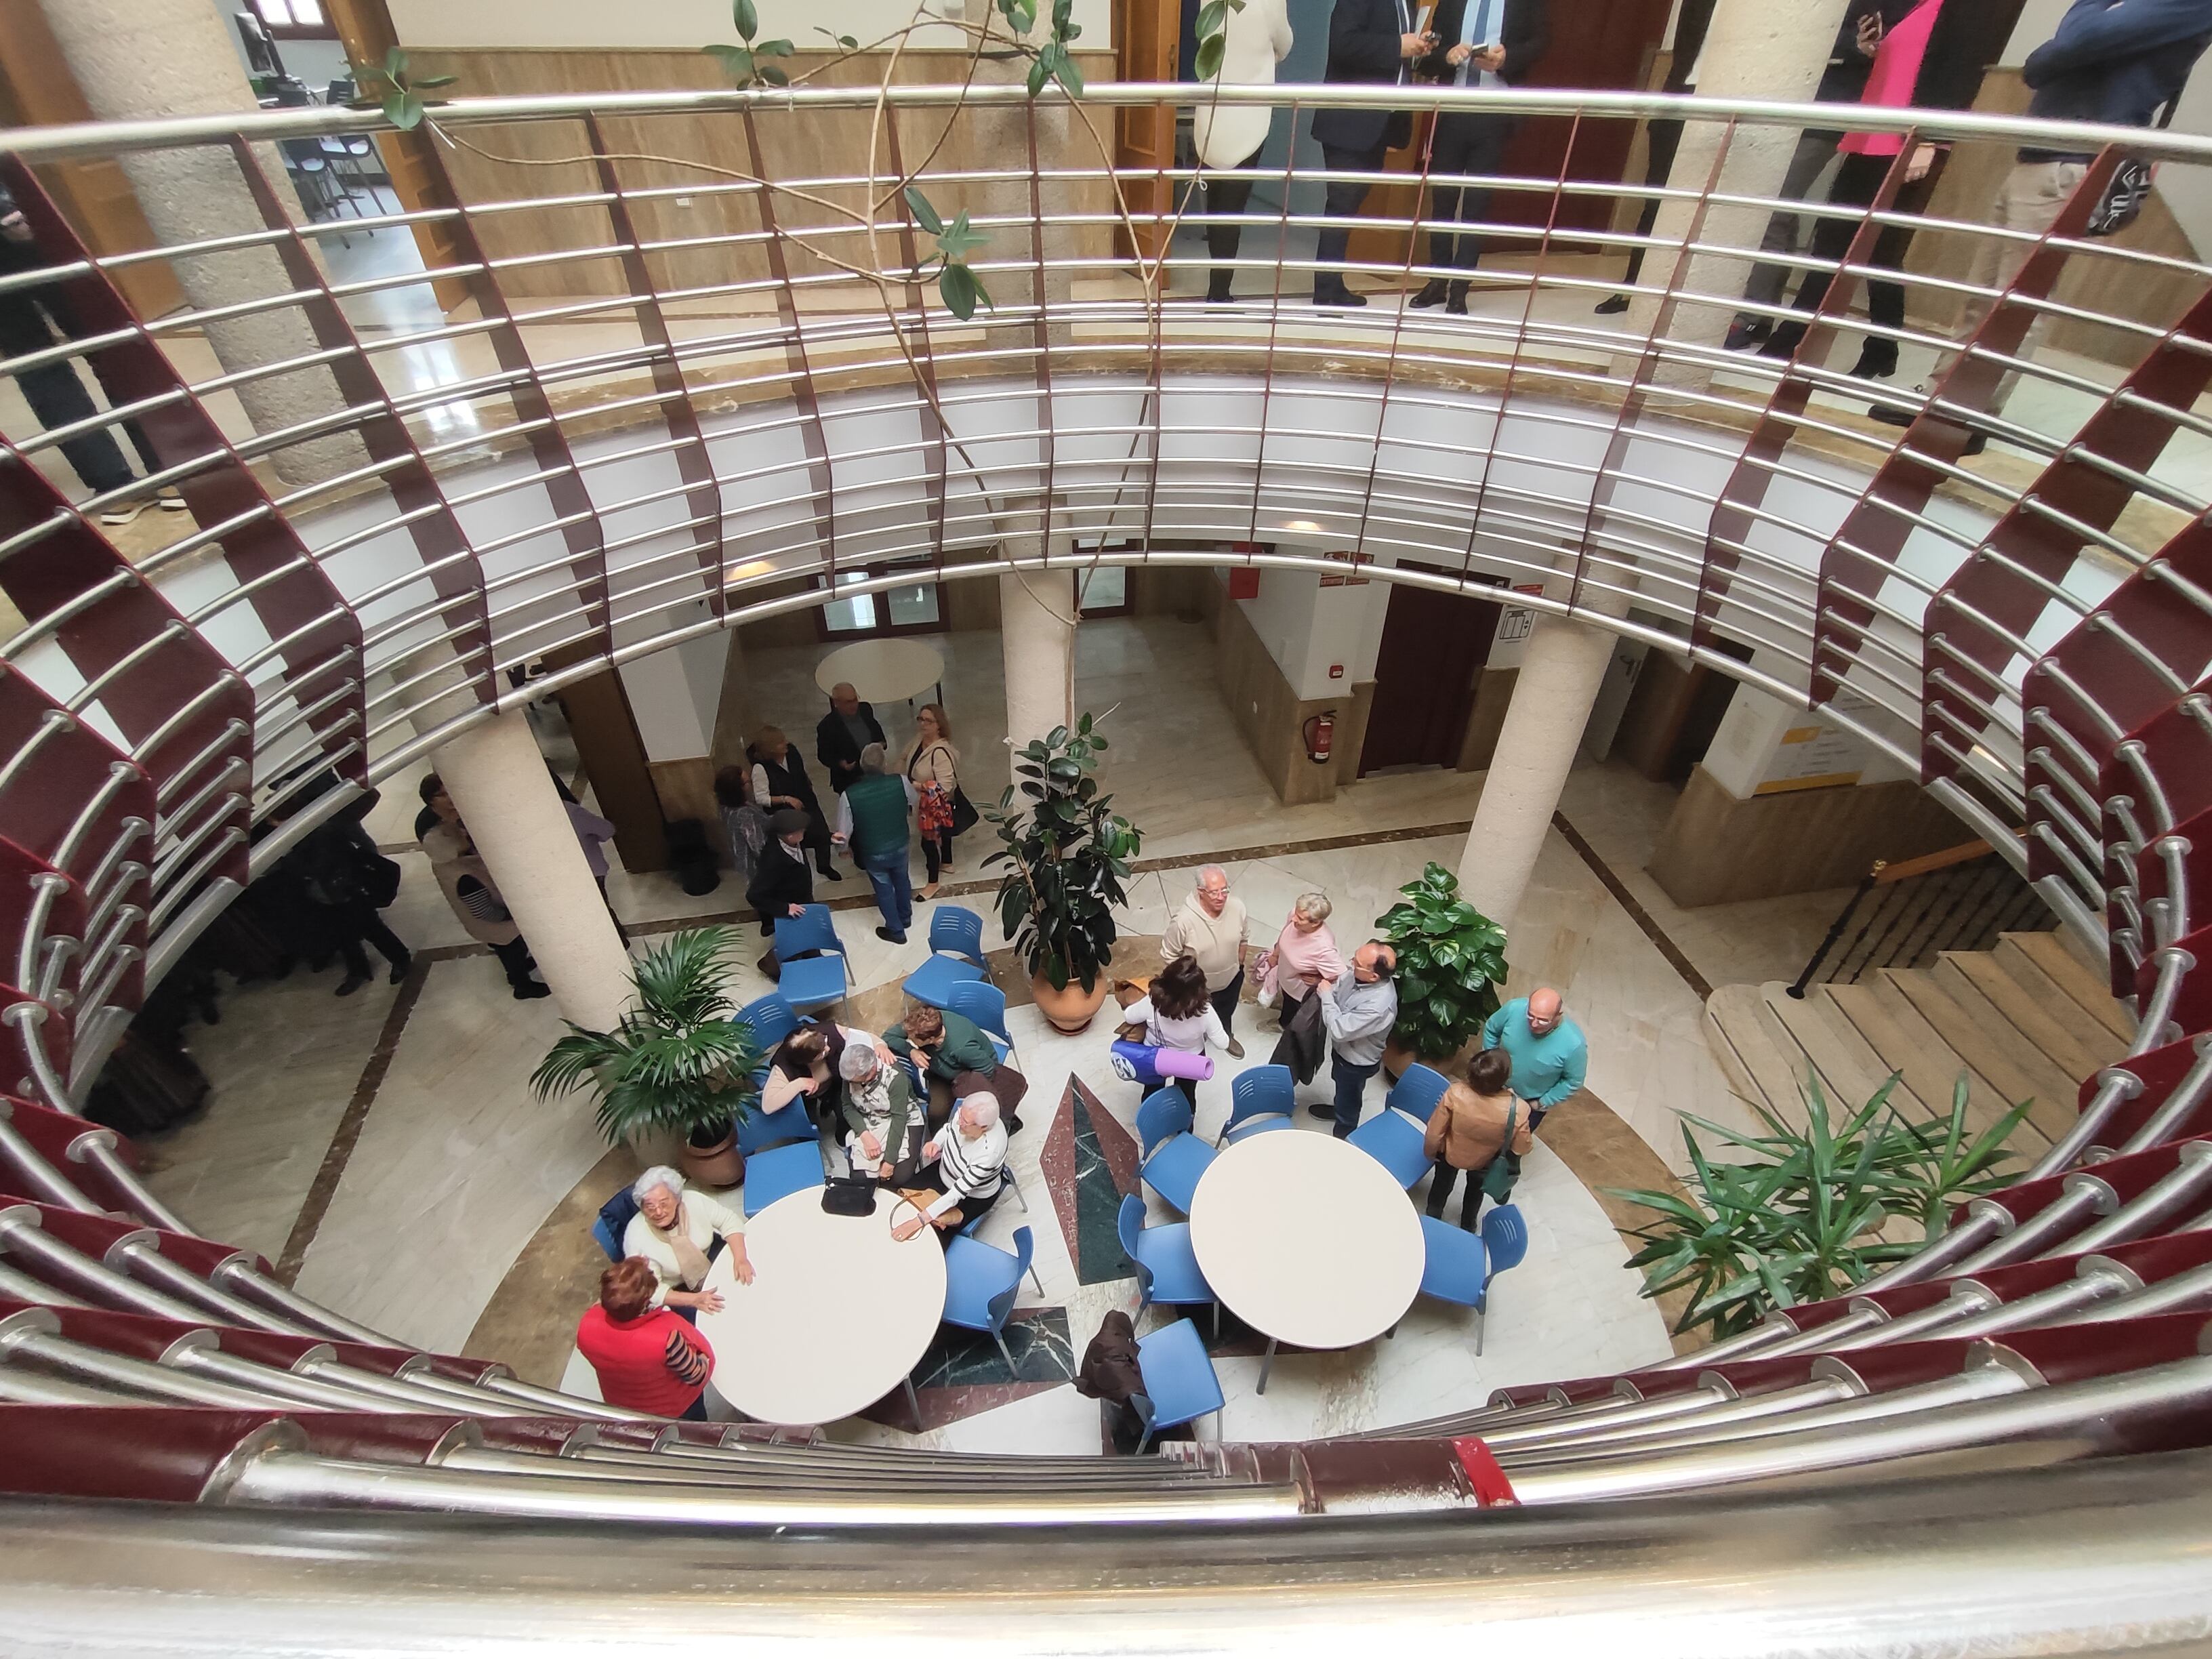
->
(387, 0, 1113, 53)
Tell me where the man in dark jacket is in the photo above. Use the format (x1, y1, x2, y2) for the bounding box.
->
(1875, 0, 2212, 441)
(1408, 0, 1550, 314)
(745, 808, 817, 977)
(815, 682, 887, 796)
(1309, 0, 1435, 306)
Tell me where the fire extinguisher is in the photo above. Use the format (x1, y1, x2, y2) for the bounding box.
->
(1304, 712, 1335, 765)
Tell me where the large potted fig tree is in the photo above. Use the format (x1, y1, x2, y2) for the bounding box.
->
(985, 713, 1142, 1033)
(529, 926, 764, 1187)
(1374, 861, 1510, 1080)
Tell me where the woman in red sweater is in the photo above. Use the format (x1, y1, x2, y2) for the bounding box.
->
(575, 1257, 718, 1419)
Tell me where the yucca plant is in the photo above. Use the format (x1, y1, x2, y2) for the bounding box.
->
(1374, 861, 1509, 1061)
(529, 926, 764, 1148)
(1613, 1072, 2031, 1341)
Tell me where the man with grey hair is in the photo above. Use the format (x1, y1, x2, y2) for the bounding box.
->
(834, 741, 914, 943)
(1316, 941, 1399, 1138)
(816, 680, 886, 796)
(893, 1091, 1008, 1243)
(838, 1042, 918, 1182)
(1162, 864, 1250, 1059)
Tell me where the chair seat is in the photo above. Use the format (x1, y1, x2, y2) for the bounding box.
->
(1347, 1109, 1431, 1190)
(901, 954, 987, 1009)
(1135, 1317, 1225, 1431)
(777, 955, 848, 1012)
(942, 1234, 1022, 1328)
(1417, 1215, 1490, 1307)
(735, 1100, 815, 1156)
(1224, 1113, 1292, 1145)
(1129, 1219, 1212, 1305)
(742, 1142, 826, 1216)
(1141, 1132, 1218, 1213)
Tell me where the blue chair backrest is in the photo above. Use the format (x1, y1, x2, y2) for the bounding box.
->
(594, 1185, 639, 1261)
(1115, 1194, 1153, 1298)
(590, 1216, 622, 1263)
(775, 904, 840, 960)
(928, 905, 985, 963)
(1229, 1065, 1294, 1129)
(1391, 1063, 1452, 1121)
(1481, 1204, 1529, 1275)
(736, 992, 801, 1050)
(1135, 1087, 1192, 1157)
(946, 979, 1010, 1042)
(1010, 1223, 1033, 1289)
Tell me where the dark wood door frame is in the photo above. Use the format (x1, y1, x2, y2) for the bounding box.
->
(1357, 562, 1503, 777)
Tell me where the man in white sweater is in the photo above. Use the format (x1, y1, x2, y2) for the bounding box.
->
(1161, 865, 1250, 1059)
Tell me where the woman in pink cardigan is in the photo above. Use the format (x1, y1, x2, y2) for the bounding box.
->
(1256, 891, 1346, 1029)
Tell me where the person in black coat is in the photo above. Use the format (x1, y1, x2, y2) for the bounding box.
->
(745, 808, 818, 979)
(1309, 0, 1433, 306)
(1409, 0, 1550, 314)
(815, 681, 888, 796)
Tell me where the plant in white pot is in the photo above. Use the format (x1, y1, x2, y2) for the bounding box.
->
(529, 926, 764, 1186)
(985, 713, 1142, 1032)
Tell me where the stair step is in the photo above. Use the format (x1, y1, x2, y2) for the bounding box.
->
(2004, 930, 2133, 1039)
(2055, 922, 2116, 982)
(1939, 949, 2110, 1085)
(1824, 979, 1984, 1122)
(1705, 983, 1809, 1123)
(1989, 935, 2135, 1054)
(1886, 966, 2074, 1146)
(1763, 984, 1928, 1124)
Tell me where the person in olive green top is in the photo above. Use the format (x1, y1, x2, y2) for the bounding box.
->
(884, 1002, 1030, 1133)
(833, 743, 914, 943)
(838, 1043, 918, 1181)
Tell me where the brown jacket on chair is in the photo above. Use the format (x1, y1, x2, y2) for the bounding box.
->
(1423, 1083, 1534, 1172)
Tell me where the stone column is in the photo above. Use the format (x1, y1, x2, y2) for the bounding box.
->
(1457, 603, 1626, 933)
(37, 0, 367, 485)
(1623, 0, 1851, 384)
(1000, 562, 1077, 760)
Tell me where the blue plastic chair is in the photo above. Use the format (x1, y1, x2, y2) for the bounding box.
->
(1416, 1214, 1490, 1309)
(1117, 1193, 1216, 1336)
(1475, 1204, 1529, 1355)
(735, 991, 808, 1089)
(1132, 1316, 1225, 1452)
(1221, 1065, 1296, 1145)
(592, 1185, 640, 1263)
(1136, 1087, 1218, 1214)
(957, 1165, 1032, 1235)
(941, 1225, 1038, 1372)
(901, 906, 990, 1008)
(945, 980, 1018, 1069)
(902, 956, 986, 1010)
(774, 905, 852, 1013)
(1389, 1062, 1452, 1122)
(928, 905, 988, 967)
(735, 1099, 815, 1156)
(741, 1140, 827, 1216)
(1347, 1105, 1432, 1190)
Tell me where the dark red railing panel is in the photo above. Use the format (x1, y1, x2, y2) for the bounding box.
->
(0, 159, 365, 783)
(0, 1405, 283, 1502)
(0, 834, 83, 1013)
(2093, 1029, 2210, 1148)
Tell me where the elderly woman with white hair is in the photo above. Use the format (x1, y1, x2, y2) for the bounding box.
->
(622, 1166, 753, 1315)
(891, 1091, 1007, 1244)
(838, 1042, 918, 1182)
(1256, 891, 1345, 1028)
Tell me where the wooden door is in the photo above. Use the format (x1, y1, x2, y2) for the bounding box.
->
(1358, 565, 1501, 774)
(1114, 0, 1181, 265)
(1347, 0, 1676, 276)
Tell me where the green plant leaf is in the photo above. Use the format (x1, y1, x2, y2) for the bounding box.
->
(1052, 49, 1084, 96)
(1194, 34, 1226, 79)
(414, 74, 457, 89)
(940, 259, 981, 319)
(757, 38, 794, 56)
(734, 0, 759, 41)
(936, 209, 989, 264)
(704, 42, 755, 80)
(904, 186, 945, 237)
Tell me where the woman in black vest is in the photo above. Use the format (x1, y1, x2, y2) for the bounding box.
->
(749, 726, 840, 880)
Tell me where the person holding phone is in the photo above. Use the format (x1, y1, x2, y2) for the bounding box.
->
(1309, 0, 1435, 306)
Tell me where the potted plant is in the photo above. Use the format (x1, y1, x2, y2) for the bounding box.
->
(985, 713, 1142, 1032)
(1374, 861, 1509, 1079)
(529, 926, 764, 1187)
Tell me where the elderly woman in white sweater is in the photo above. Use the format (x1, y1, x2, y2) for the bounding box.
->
(623, 1166, 752, 1315)
(1191, 0, 1294, 304)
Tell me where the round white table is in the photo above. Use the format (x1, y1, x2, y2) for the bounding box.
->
(1186, 1130, 1425, 1393)
(814, 638, 945, 709)
(691, 1187, 947, 1425)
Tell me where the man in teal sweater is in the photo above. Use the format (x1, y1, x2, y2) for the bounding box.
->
(1481, 986, 1586, 1130)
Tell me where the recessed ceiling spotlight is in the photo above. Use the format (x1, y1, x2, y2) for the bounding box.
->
(1279, 520, 1322, 533)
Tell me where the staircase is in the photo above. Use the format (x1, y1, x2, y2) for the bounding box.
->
(1706, 930, 2133, 1162)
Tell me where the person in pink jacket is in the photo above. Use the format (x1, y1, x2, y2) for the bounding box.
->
(1256, 891, 1346, 1029)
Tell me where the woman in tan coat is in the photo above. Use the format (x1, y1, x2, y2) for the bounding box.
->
(419, 777, 548, 1000)
(1422, 1046, 1532, 1231)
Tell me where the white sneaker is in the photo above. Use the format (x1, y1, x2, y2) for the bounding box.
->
(157, 487, 187, 512)
(97, 497, 150, 527)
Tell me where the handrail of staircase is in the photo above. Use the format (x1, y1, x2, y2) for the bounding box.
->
(1784, 838, 2038, 1000)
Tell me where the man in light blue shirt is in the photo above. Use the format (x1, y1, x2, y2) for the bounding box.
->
(1481, 985, 1584, 1128)
(1408, 0, 1551, 314)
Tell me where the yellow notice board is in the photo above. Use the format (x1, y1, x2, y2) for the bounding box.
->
(1751, 720, 1865, 796)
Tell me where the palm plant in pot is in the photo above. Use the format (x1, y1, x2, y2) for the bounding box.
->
(529, 926, 764, 1187)
(1374, 861, 1510, 1079)
(985, 713, 1143, 1032)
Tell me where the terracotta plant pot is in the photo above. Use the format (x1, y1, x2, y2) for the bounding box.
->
(1031, 970, 1111, 1033)
(680, 1124, 745, 1190)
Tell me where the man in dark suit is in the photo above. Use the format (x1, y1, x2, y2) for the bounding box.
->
(1409, 0, 1550, 314)
(815, 680, 887, 796)
(1309, 0, 1433, 307)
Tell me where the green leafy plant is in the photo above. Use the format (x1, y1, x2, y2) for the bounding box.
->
(985, 712, 1141, 992)
(1373, 861, 1508, 1061)
(902, 186, 994, 322)
(1193, 0, 1248, 81)
(350, 47, 454, 132)
(702, 0, 795, 88)
(1614, 1073, 2032, 1340)
(529, 926, 764, 1147)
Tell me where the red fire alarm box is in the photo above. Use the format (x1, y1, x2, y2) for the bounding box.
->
(1227, 568, 1261, 600)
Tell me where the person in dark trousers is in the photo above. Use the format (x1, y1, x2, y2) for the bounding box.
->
(745, 808, 817, 979)
(836, 743, 914, 943)
(1594, 0, 1717, 313)
(750, 725, 840, 879)
(1309, 0, 1433, 306)
(279, 792, 412, 996)
(815, 680, 888, 796)
(1408, 0, 1551, 314)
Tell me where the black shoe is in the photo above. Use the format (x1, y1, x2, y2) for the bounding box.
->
(1849, 340, 1898, 380)
(335, 972, 369, 998)
(876, 926, 907, 943)
(1723, 318, 1770, 352)
(513, 981, 552, 1000)
(1006, 1114, 1025, 1136)
(1595, 293, 1629, 315)
(388, 957, 411, 984)
(820, 865, 844, 881)
(1313, 286, 1367, 308)
(1868, 399, 1914, 427)
(1408, 279, 1450, 309)
(1207, 280, 1235, 306)
(1959, 430, 1988, 457)
(1445, 283, 1469, 316)
(1758, 322, 1805, 361)
(1305, 1103, 1334, 1120)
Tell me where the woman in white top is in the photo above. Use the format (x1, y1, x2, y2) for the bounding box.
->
(1122, 953, 1230, 1110)
(622, 1166, 752, 1314)
(902, 702, 962, 899)
(1190, 0, 1294, 304)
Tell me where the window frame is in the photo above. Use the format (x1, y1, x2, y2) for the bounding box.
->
(812, 558, 951, 640)
(247, 0, 342, 43)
